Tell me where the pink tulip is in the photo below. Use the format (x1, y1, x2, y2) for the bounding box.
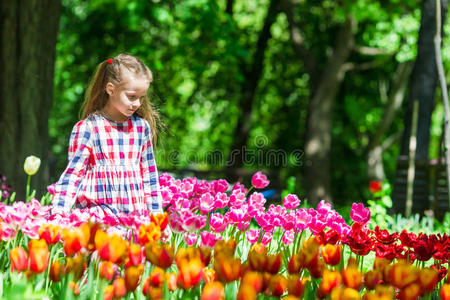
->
(210, 179, 229, 195)
(214, 192, 229, 209)
(251, 171, 270, 189)
(248, 192, 266, 208)
(282, 230, 295, 245)
(199, 193, 215, 214)
(317, 200, 332, 215)
(350, 203, 370, 224)
(283, 194, 300, 210)
(185, 232, 198, 246)
(228, 191, 246, 208)
(200, 231, 220, 248)
(246, 229, 260, 244)
(209, 214, 226, 233)
(261, 231, 273, 246)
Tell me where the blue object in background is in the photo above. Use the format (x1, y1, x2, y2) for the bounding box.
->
(262, 189, 276, 200)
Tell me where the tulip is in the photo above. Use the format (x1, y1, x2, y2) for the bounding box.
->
(342, 257, 362, 290)
(150, 212, 169, 230)
(242, 272, 263, 293)
(364, 270, 382, 290)
(268, 274, 287, 297)
(113, 277, 127, 298)
(236, 284, 257, 300)
(369, 181, 382, 193)
(10, 246, 28, 272)
(39, 224, 61, 245)
(203, 268, 216, 284)
(287, 253, 304, 274)
(50, 260, 63, 282)
(62, 223, 90, 257)
(201, 282, 225, 300)
(138, 223, 161, 245)
(322, 244, 341, 266)
(265, 253, 282, 274)
(418, 267, 438, 293)
(28, 239, 49, 273)
(177, 257, 204, 289)
(66, 254, 86, 280)
(330, 287, 361, 300)
(125, 265, 144, 292)
(318, 269, 342, 298)
(283, 194, 301, 209)
(69, 281, 80, 296)
(251, 171, 270, 189)
(287, 275, 305, 297)
(247, 244, 267, 272)
(199, 247, 212, 266)
(128, 243, 143, 266)
(103, 285, 114, 300)
(214, 253, 241, 282)
(214, 238, 237, 257)
(145, 243, 174, 269)
(441, 284, 450, 300)
(149, 267, 165, 287)
(24, 155, 41, 175)
(389, 260, 419, 289)
(397, 283, 420, 300)
(95, 230, 127, 264)
(166, 272, 178, 291)
(99, 261, 115, 281)
(362, 285, 394, 300)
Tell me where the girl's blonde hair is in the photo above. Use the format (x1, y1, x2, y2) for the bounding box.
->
(81, 54, 163, 146)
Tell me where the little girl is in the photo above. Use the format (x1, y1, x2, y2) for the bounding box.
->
(51, 54, 163, 216)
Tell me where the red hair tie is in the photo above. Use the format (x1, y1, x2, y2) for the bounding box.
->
(107, 58, 113, 64)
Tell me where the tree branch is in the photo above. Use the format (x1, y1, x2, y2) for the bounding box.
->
(354, 45, 394, 56)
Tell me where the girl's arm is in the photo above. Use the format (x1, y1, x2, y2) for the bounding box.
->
(140, 122, 163, 213)
(52, 120, 92, 213)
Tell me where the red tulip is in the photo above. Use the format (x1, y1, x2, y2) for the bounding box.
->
(10, 247, 28, 272)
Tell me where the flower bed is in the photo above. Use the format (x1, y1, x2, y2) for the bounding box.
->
(0, 172, 449, 299)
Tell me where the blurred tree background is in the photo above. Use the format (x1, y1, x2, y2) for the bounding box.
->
(21, 0, 450, 208)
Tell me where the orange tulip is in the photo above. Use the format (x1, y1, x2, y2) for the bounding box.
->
(10, 246, 28, 272)
(309, 258, 325, 279)
(362, 285, 394, 300)
(66, 254, 86, 280)
(236, 284, 257, 300)
(287, 274, 305, 297)
(242, 271, 263, 293)
(322, 244, 341, 266)
(62, 223, 90, 256)
(214, 238, 237, 257)
(301, 237, 320, 269)
(268, 274, 287, 297)
(150, 212, 169, 230)
(266, 253, 282, 274)
(39, 224, 61, 245)
(128, 243, 143, 266)
(287, 252, 303, 274)
(199, 247, 212, 266)
(99, 261, 115, 281)
(177, 257, 204, 289)
(28, 239, 49, 273)
(441, 284, 450, 300)
(318, 269, 342, 298)
(330, 287, 361, 300)
(145, 243, 174, 269)
(247, 244, 267, 272)
(124, 265, 144, 292)
(103, 285, 114, 300)
(342, 257, 362, 290)
(214, 253, 241, 282)
(389, 260, 419, 289)
(364, 270, 382, 290)
(50, 260, 64, 282)
(138, 223, 161, 245)
(166, 272, 178, 291)
(373, 257, 391, 272)
(149, 267, 165, 288)
(95, 230, 127, 264)
(113, 277, 127, 298)
(203, 268, 216, 284)
(418, 267, 438, 293)
(397, 283, 420, 300)
(201, 281, 225, 300)
(69, 281, 80, 296)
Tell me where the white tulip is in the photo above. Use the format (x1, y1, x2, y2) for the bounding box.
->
(24, 155, 41, 176)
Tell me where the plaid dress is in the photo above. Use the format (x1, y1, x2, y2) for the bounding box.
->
(52, 113, 163, 215)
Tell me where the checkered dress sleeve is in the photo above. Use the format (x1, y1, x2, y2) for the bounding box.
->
(52, 120, 92, 213)
(140, 121, 163, 213)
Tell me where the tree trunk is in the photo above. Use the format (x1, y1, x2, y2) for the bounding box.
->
(366, 61, 413, 180)
(225, 0, 280, 178)
(0, 0, 61, 200)
(303, 17, 356, 205)
(399, 0, 448, 159)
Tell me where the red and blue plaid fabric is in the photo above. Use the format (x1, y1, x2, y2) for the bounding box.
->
(52, 113, 163, 214)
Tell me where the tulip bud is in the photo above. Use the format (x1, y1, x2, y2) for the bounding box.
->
(236, 284, 257, 300)
(69, 281, 80, 296)
(10, 246, 28, 272)
(125, 265, 144, 292)
(287, 275, 305, 297)
(128, 243, 143, 266)
(103, 285, 114, 300)
(28, 239, 49, 273)
(322, 244, 341, 266)
(242, 271, 263, 293)
(39, 224, 61, 245)
(24, 155, 41, 175)
(99, 261, 115, 281)
(50, 260, 63, 282)
(145, 243, 174, 269)
(441, 284, 450, 300)
(201, 282, 225, 300)
(149, 267, 165, 288)
(166, 272, 178, 291)
(113, 278, 127, 298)
(268, 274, 287, 297)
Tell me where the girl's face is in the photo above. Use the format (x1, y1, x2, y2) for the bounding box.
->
(104, 74, 150, 121)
